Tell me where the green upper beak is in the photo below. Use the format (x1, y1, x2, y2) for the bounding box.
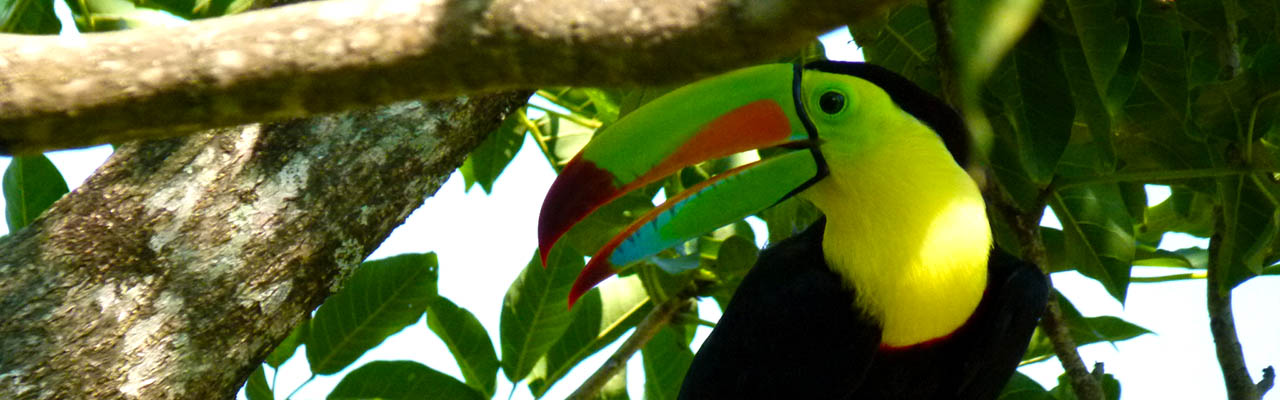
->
(538, 63, 827, 305)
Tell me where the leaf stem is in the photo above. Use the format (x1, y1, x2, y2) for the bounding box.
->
(1054, 167, 1260, 189)
(567, 295, 694, 400)
(690, 317, 717, 328)
(1130, 272, 1206, 283)
(284, 373, 315, 400)
(536, 89, 592, 115)
(527, 103, 603, 129)
(1245, 89, 1280, 164)
(521, 109, 562, 173)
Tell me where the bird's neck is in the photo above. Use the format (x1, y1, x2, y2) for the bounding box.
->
(800, 124, 991, 348)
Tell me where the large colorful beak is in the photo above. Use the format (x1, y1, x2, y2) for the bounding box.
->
(538, 64, 827, 305)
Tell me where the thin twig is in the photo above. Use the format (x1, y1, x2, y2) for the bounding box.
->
(566, 295, 694, 400)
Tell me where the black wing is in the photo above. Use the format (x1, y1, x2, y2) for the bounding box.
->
(677, 219, 882, 399)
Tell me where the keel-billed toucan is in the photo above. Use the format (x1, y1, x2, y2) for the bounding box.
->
(537, 61, 1049, 399)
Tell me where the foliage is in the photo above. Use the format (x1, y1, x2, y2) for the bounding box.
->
(2, 0, 1277, 398)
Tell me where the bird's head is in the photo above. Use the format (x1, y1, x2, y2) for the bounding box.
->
(537, 61, 971, 306)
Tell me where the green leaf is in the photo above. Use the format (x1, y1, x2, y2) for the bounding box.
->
(1214, 175, 1278, 289)
(952, 0, 1044, 85)
(306, 253, 439, 375)
(851, 5, 942, 93)
(1055, 30, 1117, 171)
(1050, 146, 1136, 301)
(1118, 182, 1147, 228)
(1065, 0, 1139, 111)
(641, 325, 695, 400)
(704, 233, 759, 309)
(580, 89, 622, 125)
(1137, 187, 1214, 244)
(245, 365, 273, 400)
(1022, 292, 1151, 363)
(3, 155, 70, 232)
(1192, 75, 1250, 142)
(460, 111, 528, 194)
(539, 114, 598, 170)
(1131, 0, 1188, 125)
(1050, 183, 1136, 302)
(500, 248, 582, 383)
(426, 297, 499, 398)
(265, 317, 308, 368)
(987, 22, 1075, 183)
(999, 372, 1053, 400)
(538, 88, 619, 126)
(985, 100, 1042, 212)
(327, 360, 484, 400)
(0, 0, 60, 34)
(757, 197, 822, 245)
(528, 275, 650, 397)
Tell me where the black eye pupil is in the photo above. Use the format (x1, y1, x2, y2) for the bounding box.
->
(819, 91, 845, 114)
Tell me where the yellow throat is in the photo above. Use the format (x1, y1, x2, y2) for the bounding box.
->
(799, 101, 991, 348)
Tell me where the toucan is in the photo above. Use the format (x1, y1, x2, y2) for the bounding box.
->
(537, 61, 1049, 399)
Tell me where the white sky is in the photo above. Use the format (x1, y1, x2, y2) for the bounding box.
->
(0, 29, 1276, 400)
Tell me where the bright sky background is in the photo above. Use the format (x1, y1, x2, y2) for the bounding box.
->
(1, 29, 1277, 400)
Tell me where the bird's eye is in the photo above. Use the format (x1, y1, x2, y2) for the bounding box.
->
(819, 91, 846, 115)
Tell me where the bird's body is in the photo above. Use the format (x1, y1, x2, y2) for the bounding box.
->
(678, 218, 1047, 399)
(538, 61, 1049, 400)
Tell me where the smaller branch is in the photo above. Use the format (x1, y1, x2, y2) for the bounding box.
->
(1040, 293, 1106, 400)
(1259, 367, 1275, 397)
(987, 184, 1105, 400)
(567, 295, 694, 400)
(1207, 215, 1266, 400)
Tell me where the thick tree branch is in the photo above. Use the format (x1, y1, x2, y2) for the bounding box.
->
(0, 0, 900, 155)
(0, 91, 529, 399)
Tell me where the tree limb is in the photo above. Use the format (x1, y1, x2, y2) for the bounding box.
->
(0, 91, 530, 399)
(0, 0, 900, 155)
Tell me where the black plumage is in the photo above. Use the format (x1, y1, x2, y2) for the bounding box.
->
(677, 219, 1048, 399)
